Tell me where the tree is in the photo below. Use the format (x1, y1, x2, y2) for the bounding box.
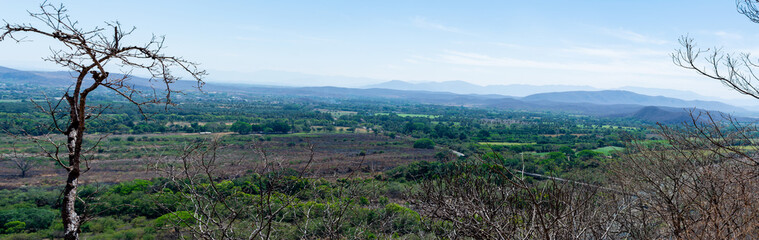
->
(3, 143, 41, 178)
(229, 121, 252, 134)
(558, 146, 575, 157)
(413, 138, 435, 149)
(0, 3, 205, 240)
(673, 0, 759, 100)
(613, 113, 759, 238)
(8, 156, 37, 178)
(155, 138, 369, 239)
(264, 119, 291, 133)
(575, 149, 600, 161)
(605, 1, 759, 237)
(412, 157, 619, 239)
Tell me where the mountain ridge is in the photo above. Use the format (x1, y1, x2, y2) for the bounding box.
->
(364, 80, 599, 97)
(365, 79, 757, 107)
(521, 90, 746, 114)
(0, 66, 755, 122)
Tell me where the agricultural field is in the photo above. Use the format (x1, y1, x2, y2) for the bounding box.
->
(0, 132, 436, 188)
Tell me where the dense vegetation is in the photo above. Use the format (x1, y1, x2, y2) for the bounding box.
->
(5, 74, 759, 239)
(0, 86, 655, 239)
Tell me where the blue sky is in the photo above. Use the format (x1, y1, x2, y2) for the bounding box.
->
(1, 1, 757, 99)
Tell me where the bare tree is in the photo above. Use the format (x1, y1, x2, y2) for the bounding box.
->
(0, 3, 205, 240)
(612, 111, 759, 239)
(9, 156, 37, 178)
(662, 2, 759, 236)
(673, 1, 759, 100)
(412, 156, 623, 240)
(155, 139, 318, 240)
(151, 136, 395, 239)
(611, 4, 759, 236)
(3, 143, 41, 178)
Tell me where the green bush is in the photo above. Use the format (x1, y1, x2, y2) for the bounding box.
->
(413, 138, 435, 149)
(154, 211, 196, 229)
(0, 208, 56, 230)
(111, 179, 153, 196)
(81, 217, 124, 234)
(384, 203, 421, 234)
(3, 221, 25, 234)
(576, 149, 601, 160)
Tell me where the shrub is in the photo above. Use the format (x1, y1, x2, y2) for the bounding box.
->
(0, 208, 56, 230)
(576, 149, 601, 160)
(154, 211, 196, 229)
(3, 221, 25, 234)
(111, 179, 153, 196)
(413, 138, 435, 149)
(384, 203, 421, 234)
(81, 217, 124, 234)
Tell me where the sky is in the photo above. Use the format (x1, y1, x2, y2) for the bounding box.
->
(1, 1, 758, 100)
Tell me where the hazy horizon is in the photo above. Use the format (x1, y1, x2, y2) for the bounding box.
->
(1, 1, 757, 101)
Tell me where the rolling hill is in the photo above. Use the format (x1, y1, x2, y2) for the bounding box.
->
(0, 66, 754, 123)
(521, 90, 746, 114)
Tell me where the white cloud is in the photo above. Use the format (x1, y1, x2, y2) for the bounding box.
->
(562, 47, 669, 59)
(403, 58, 421, 64)
(292, 34, 335, 42)
(233, 36, 265, 41)
(411, 16, 467, 34)
(234, 25, 262, 32)
(603, 28, 669, 45)
(492, 42, 522, 48)
(712, 31, 743, 40)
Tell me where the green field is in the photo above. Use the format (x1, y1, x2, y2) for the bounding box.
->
(593, 146, 624, 154)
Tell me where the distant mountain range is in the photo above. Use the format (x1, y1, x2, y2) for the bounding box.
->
(365, 80, 757, 107)
(0, 66, 755, 123)
(203, 70, 754, 106)
(238, 86, 738, 123)
(365, 80, 599, 97)
(521, 90, 745, 113)
(0, 65, 204, 91)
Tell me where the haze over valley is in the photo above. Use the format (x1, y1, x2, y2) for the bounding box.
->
(3, 1, 759, 239)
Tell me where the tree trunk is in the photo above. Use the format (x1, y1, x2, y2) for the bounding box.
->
(62, 168, 80, 240)
(62, 118, 83, 240)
